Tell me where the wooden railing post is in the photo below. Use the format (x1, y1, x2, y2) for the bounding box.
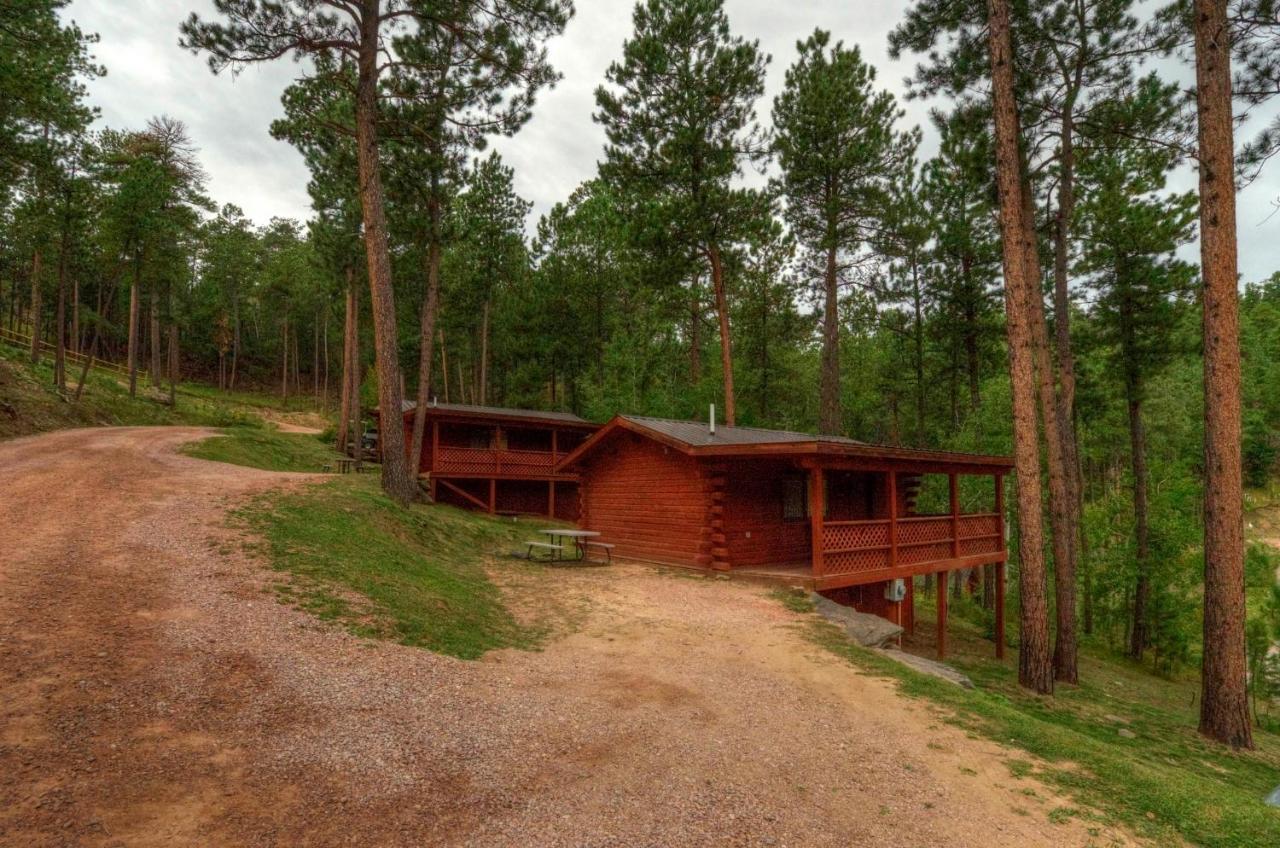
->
(430, 421, 439, 474)
(888, 471, 898, 572)
(809, 466, 825, 576)
(949, 473, 960, 558)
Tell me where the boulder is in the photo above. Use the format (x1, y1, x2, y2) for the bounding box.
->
(809, 593, 903, 648)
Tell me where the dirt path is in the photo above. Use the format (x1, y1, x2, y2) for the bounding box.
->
(0, 427, 1136, 847)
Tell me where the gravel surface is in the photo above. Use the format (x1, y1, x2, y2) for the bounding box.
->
(0, 427, 1138, 847)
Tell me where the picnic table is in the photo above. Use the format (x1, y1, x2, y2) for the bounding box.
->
(335, 458, 363, 474)
(527, 528, 612, 563)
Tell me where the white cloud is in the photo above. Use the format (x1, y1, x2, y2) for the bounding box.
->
(69, 0, 1278, 281)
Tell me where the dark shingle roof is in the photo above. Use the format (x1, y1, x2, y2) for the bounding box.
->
(400, 401, 593, 427)
(620, 415, 866, 448)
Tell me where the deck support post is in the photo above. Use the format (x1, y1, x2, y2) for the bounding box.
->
(548, 480, 556, 518)
(937, 568, 948, 660)
(808, 466, 825, 577)
(996, 562, 1006, 660)
(905, 575, 915, 636)
(488, 478, 496, 515)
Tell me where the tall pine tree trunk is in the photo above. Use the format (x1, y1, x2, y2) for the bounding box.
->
(1118, 276, 1150, 659)
(707, 243, 736, 426)
(987, 0, 1054, 694)
(149, 285, 162, 388)
(1193, 0, 1252, 749)
(281, 314, 290, 405)
(689, 287, 702, 382)
(354, 5, 416, 504)
(479, 298, 490, 406)
(819, 241, 841, 435)
(337, 268, 356, 455)
(229, 292, 240, 391)
(911, 259, 926, 445)
(1020, 178, 1079, 684)
(29, 248, 42, 364)
(54, 237, 68, 390)
(127, 255, 141, 397)
(168, 318, 179, 408)
(410, 189, 444, 483)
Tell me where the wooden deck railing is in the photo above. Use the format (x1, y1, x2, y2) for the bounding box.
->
(432, 446, 567, 477)
(820, 513, 1001, 578)
(0, 326, 135, 378)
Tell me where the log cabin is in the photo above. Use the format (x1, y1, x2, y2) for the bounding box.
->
(391, 402, 598, 520)
(556, 414, 1014, 659)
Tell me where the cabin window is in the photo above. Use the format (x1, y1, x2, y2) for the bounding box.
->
(782, 476, 807, 521)
(469, 429, 492, 450)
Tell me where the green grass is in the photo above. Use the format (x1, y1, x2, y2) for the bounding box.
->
(795, 594, 1280, 847)
(236, 475, 555, 659)
(0, 344, 269, 439)
(183, 425, 343, 472)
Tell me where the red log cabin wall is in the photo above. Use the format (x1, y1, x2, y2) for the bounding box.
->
(718, 461, 810, 568)
(718, 466, 917, 570)
(578, 432, 708, 567)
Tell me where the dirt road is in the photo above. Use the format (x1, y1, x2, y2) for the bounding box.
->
(0, 427, 1134, 847)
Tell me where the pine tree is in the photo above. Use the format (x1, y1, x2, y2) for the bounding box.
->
(182, 0, 571, 504)
(772, 30, 916, 435)
(1192, 0, 1254, 750)
(594, 0, 770, 427)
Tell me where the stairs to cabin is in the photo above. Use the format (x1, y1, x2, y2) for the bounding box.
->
(899, 473, 923, 516)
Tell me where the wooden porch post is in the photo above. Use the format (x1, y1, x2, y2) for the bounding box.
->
(808, 466, 825, 576)
(430, 420, 439, 475)
(949, 473, 960, 558)
(937, 568, 949, 660)
(888, 471, 898, 571)
(995, 473, 1006, 659)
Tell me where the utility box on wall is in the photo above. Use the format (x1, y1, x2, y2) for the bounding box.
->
(884, 578, 907, 603)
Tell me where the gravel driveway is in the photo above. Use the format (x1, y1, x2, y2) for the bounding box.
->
(0, 427, 1136, 847)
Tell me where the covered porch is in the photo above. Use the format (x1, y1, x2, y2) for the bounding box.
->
(724, 458, 1009, 661)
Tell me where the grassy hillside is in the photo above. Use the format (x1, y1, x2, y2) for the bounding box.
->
(235, 475, 566, 659)
(784, 589, 1280, 848)
(182, 425, 343, 472)
(0, 344, 262, 439)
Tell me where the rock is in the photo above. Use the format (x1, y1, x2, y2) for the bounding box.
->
(809, 593, 903, 648)
(1266, 785, 1280, 808)
(877, 646, 975, 689)
(1117, 728, 1137, 739)
(1102, 714, 1129, 725)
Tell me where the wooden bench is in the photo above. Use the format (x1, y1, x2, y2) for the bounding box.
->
(582, 541, 615, 564)
(526, 541, 564, 562)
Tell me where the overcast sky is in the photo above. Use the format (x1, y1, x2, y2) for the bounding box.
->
(69, 0, 1278, 282)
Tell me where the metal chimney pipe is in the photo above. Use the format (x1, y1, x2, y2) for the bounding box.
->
(709, 403, 716, 437)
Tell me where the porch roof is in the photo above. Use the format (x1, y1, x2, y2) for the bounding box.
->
(389, 401, 598, 430)
(556, 415, 1013, 473)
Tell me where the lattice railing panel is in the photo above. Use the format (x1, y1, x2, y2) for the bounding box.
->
(898, 541, 954, 565)
(434, 447, 557, 476)
(957, 514, 999, 539)
(959, 536, 1001, 557)
(823, 521, 889, 553)
(825, 547, 892, 575)
(897, 517, 953, 545)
